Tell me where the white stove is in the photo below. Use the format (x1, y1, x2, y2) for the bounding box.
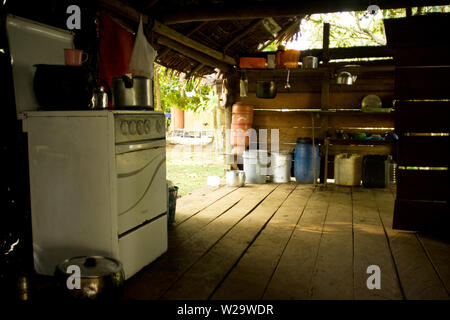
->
(6, 15, 168, 280)
(23, 110, 168, 279)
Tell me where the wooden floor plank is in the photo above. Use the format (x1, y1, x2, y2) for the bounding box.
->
(373, 189, 449, 300)
(168, 188, 247, 246)
(123, 183, 450, 300)
(211, 185, 315, 300)
(123, 184, 277, 300)
(352, 187, 403, 300)
(309, 186, 354, 300)
(417, 234, 450, 296)
(263, 186, 331, 299)
(174, 185, 238, 225)
(161, 183, 297, 300)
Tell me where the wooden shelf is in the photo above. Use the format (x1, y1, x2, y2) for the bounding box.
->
(241, 65, 395, 76)
(329, 139, 394, 146)
(253, 108, 394, 115)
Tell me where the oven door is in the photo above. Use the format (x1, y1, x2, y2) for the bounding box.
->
(115, 140, 167, 235)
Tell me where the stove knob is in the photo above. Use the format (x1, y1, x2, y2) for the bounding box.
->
(144, 120, 151, 134)
(137, 120, 144, 135)
(120, 121, 129, 135)
(156, 119, 164, 134)
(129, 120, 137, 135)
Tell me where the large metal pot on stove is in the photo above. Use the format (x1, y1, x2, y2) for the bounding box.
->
(112, 75, 153, 108)
(54, 256, 125, 300)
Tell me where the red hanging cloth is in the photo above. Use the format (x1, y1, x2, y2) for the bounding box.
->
(98, 12, 135, 106)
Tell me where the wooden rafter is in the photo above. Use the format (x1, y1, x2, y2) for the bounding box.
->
(158, 21, 209, 60)
(153, 21, 236, 65)
(187, 63, 205, 78)
(155, 35, 231, 72)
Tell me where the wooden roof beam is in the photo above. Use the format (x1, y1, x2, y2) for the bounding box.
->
(160, 0, 449, 24)
(155, 35, 231, 72)
(157, 22, 209, 60)
(153, 21, 237, 65)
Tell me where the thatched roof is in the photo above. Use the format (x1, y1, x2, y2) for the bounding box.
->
(100, 0, 448, 77)
(154, 17, 302, 77)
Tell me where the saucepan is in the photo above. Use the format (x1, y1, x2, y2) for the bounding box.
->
(302, 56, 318, 69)
(54, 255, 125, 300)
(226, 170, 245, 187)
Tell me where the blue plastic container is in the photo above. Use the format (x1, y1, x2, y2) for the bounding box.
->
(294, 138, 320, 184)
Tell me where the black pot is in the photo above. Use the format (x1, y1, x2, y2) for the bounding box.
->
(33, 64, 96, 110)
(256, 80, 277, 99)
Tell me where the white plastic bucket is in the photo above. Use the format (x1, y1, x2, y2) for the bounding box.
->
(334, 153, 363, 186)
(271, 151, 292, 183)
(243, 150, 270, 184)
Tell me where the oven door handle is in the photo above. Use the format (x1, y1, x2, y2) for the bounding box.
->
(116, 140, 165, 154)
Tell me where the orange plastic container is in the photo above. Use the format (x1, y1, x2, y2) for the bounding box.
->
(239, 57, 267, 69)
(231, 103, 254, 153)
(283, 49, 300, 68)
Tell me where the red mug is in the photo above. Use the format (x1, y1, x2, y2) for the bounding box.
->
(64, 48, 88, 66)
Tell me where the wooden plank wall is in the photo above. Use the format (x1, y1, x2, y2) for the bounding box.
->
(393, 61, 450, 232)
(232, 66, 395, 153)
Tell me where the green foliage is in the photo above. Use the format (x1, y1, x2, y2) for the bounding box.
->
(277, 6, 449, 50)
(262, 42, 279, 52)
(157, 65, 218, 113)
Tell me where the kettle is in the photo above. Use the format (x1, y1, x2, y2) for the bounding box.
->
(89, 78, 111, 109)
(336, 71, 357, 85)
(90, 86, 108, 109)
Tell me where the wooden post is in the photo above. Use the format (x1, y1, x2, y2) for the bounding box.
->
(324, 137, 329, 187)
(322, 23, 330, 65)
(311, 113, 316, 187)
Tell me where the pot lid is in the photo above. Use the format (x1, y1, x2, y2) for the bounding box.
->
(56, 256, 123, 278)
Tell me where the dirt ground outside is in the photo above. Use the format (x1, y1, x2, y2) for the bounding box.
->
(166, 143, 226, 197)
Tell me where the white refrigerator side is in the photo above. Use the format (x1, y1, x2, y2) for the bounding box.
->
(25, 114, 118, 275)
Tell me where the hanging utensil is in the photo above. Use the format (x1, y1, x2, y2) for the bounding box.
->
(239, 71, 248, 97)
(285, 69, 291, 90)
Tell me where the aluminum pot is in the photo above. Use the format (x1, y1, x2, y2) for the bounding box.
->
(112, 75, 153, 108)
(302, 56, 318, 69)
(226, 170, 245, 187)
(54, 256, 125, 300)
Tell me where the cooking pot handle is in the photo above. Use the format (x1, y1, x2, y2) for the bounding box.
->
(121, 75, 134, 88)
(258, 155, 271, 167)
